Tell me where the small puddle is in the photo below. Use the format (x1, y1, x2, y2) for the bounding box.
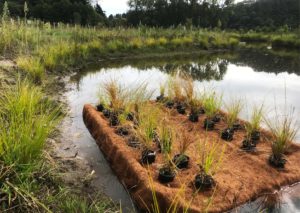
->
(60, 50, 300, 212)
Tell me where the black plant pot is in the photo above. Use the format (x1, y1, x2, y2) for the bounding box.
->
(189, 113, 199, 122)
(165, 101, 175, 109)
(158, 167, 176, 183)
(127, 135, 141, 148)
(126, 112, 135, 121)
(173, 154, 190, 169)
(176, 104, 186, 114)
(156, 95, 165, 102)
(269, 154, 286, 168)
(102, 109, 111, 118)
(204, 119, 215, 131)
(212, 115, 221, 123)
(198, 107, 205, 114)
(109, 113, 119, 126)
(251, 131, 261, 142)
(233, 123, 242, 131)
(221, 128, 234, 141)
(194, 172, 215, 191)
(241, 139, 256, 151)
(96, 104, 104, 112)
(141, 149, 156, 164)
(116, 126, 130, 136)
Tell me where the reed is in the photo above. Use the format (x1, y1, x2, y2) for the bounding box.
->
(224, 98, 243, 128)
(202, 91, 222, 119)
(0, 79, 61, 165)
(264, 108, 298, 166)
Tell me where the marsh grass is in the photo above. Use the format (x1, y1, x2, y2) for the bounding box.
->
(137, 104, 162, 149)
(177, 130, 194, 155)
(159, 125, 174, 156)
(202, 91, 223, 119)
(197, 139, 226, 176)
(264, 108, 299, 159)
(245, 104, 264, 138)
(142, 169, 190, 213)
(0, 79, 61, 165)
(224, 98, 243, 128)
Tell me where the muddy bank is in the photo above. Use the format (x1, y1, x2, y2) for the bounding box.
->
(83, 104, 300, 212)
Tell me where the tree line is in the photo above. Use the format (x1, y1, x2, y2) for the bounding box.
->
(125, 0, 300, 30)
(1, 0, 299, 30)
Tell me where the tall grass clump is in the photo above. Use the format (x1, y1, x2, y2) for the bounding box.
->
(264, 108, 299, 168)
(221, 98, 243, 141)
(158, 124, 177, 183)
(202, 90, 223, 130)
(16, 56, 45, 83)
(195, 139, 226, 191)
(0, 79, 61, 165)
(242, 104, 264, 150)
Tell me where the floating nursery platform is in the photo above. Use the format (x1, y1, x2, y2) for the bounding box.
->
(83, 104, 300, 212)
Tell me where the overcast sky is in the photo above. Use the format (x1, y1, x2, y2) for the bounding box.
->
(97, 0, 244, 16)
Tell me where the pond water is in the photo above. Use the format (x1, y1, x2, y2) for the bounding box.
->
(62, 49, 300, 212)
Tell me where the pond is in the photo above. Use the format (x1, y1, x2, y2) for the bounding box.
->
(62, 49, 300, 212)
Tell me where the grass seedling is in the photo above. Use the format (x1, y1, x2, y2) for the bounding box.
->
(195, 138, 226, 190)
(224, 98, 243, 129)
(182, 75, 195, 103)
(142, 169, 190, 213)
(167, 75, 185, 103)
(102, 79, 127, 112)
(178, 130, 194, 156)
(173, 129, 194, 168)
(138, 104, 162, 164)
(202, 91, 222, 119)
(244, 104, 264, 143)
(264, 107, 298, 167)
(158, 124, 177, 183)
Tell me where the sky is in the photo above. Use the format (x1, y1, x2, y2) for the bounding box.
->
(97, 0, 129, 16)
(97, 0, 244, 16)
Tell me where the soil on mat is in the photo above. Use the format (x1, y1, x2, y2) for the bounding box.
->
(83, 104, 300, 213)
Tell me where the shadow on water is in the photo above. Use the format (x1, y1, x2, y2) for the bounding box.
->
(63, 49, 300, 212)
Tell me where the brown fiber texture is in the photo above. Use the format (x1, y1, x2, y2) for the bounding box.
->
(83, 104, 300, 213)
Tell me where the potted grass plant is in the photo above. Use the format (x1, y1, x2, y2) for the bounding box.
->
(166, 75, 187, 113)
(194, 139, 225, 191)
(241, 104, 264, 151)
(137, 104, 162, 164)
(100, 79, 127, 126)
(158, 126, 176, 183)
(221, 99, 243, 141)
(156, 83, 166, 102)
(173, 130, 194, 169)
(189, 99, 201, 122)
(202, 91, 222, 130)
(264, 109, 298, 168)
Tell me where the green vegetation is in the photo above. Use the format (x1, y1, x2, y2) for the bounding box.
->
(245, 104, 264, 139)
(202, 91, 223, 119)
(197, 139, 226, 177)
(265, 108, 299, 167)
(224, 98, 243, 129)
(0, 79, 117, 212)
